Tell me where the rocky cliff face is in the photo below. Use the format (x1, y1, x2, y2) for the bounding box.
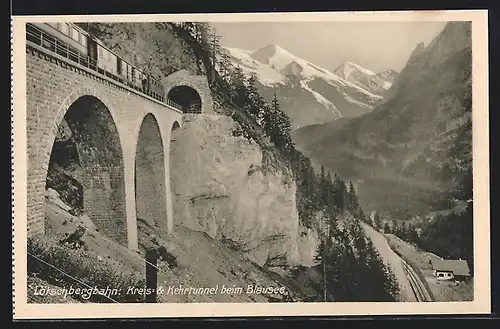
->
(170, 114, 318, 266)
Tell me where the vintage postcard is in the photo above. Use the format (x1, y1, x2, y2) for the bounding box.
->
(11, 10, 490, 319)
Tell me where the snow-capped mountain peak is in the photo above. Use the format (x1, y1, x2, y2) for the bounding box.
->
(334, 61, 398, 94)
(338, 61, 376, 78)
(220, 44, 396, 130)
(223, 46, 287, 86)
(250, 44, 298, 71)
(250, 44, 344, 85)
(225, 44, 384, 97)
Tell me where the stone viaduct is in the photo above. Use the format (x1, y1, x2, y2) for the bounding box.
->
(26, 39, 213, 251)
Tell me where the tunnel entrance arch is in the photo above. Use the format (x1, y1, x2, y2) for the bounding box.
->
(44, 95, 128, 245)
(167, 86, 202, 114)
(163, 69, 215, 114)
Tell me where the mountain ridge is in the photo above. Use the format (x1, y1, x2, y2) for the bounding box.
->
(333, 61, 396, 95)
(221, 44, 397, 130)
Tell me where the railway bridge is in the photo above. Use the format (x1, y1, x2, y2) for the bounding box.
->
(25, 37, 214, 251)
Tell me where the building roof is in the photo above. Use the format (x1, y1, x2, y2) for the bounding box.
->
(431, 259, 471, 276)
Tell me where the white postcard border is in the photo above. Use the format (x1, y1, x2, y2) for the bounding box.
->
(11, 10, 490, 319)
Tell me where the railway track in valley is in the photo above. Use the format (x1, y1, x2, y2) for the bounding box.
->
(401, 258, 433, 302)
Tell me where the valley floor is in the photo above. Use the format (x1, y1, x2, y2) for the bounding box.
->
(384, 234, 474, 302)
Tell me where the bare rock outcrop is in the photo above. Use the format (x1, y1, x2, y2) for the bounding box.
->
(170, 114, 318, 266)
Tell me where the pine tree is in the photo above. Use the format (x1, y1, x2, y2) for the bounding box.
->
(325, 173, 337, 211)
(374, 213, 382, 231)
(246, 75, 258, 99)
(232, 65, 245, 86)
(272, 92, 279, 111)
(391, 219, 398, 235)
(313, 239, 326, 264)
(209, 28, 222, 85)
(317, 166, 326, 204)
(245, 74, 265, 121)
(314, 220, 330, 302)
(277, 109, 294, 154)
(364, 239, 400, 301)
(400, 222, 410, 241)
(264, 93, 294, 154)
(384, 222, 391, 234)
(346, 181, 355, 212)
(192, 23, 211, 73)
(337, 179, 347, 217)
(405, 223, 417, 243)
(219, 49, 232, 80)
(231, 64, 248, 107)
(262, 94, 277, 142)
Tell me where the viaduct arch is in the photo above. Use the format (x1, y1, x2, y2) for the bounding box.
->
(134, 113, 168, 234)
(45, 93, 128, 243)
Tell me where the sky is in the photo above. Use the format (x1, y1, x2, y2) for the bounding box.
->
(210, 21, 448, 73)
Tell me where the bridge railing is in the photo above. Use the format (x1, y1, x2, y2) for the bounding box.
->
(164, 98, 186, 112)
(25, 23, 186, 113)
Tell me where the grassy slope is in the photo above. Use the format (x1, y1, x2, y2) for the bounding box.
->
(29, 195, 312, 303)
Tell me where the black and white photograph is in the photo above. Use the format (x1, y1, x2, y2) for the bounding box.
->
(11, 10, 490, 318)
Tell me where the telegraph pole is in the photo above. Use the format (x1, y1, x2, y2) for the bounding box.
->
(145, 248, 158, 303)
(321, 217, 327, 302)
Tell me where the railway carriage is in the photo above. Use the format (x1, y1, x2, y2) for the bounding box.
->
(146, 76, 164, 100)
(94, 40, 118, 76)
(118, 59, 142, 90)
(30, 22, 90, 63)
(26, 22, 166, 102)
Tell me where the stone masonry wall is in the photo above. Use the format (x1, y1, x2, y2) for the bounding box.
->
(82, 165, 128, 245)
(135, 114, 168, 234)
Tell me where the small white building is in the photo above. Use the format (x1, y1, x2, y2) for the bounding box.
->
(430, 259, 471, 281)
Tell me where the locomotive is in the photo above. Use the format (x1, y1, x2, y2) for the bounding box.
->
(26, 22, 166, 102)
